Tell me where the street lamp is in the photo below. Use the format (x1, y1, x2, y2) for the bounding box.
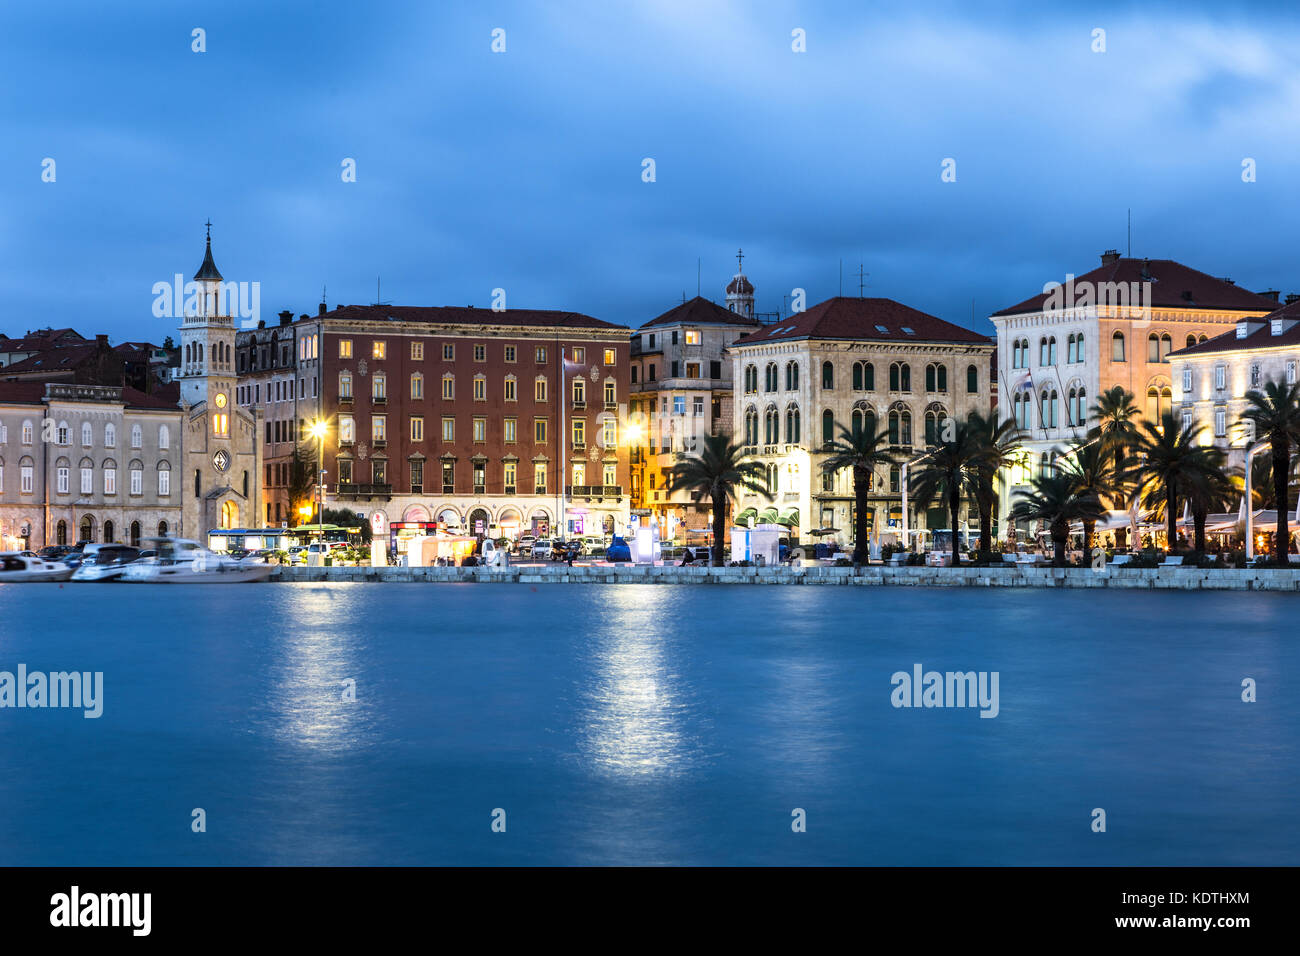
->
(309, 420, 328, 539)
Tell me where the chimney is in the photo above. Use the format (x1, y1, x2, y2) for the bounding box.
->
(298, 314, 309, 322)
(1287, 294, 1300, 305)
(278, 309, 293, 326)
(318, 302, 327, 316)
(1100, 249, 1120, 266)
(96, 334, 109, 350)
(1140, 258, 1151, 280)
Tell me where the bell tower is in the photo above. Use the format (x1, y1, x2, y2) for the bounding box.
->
(726, 247, 755, 318)
(179, 221, 236, 418)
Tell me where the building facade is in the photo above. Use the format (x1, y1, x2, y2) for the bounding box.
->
(235, 309, 305, 526)
(0, 382, 183, 549)
(989, 253, 1278, 532)
(629, 280, 761, 533)
(268, 304, 632, 555)
(1170, 296, 1300, 472)
(729, 297, 995, 544)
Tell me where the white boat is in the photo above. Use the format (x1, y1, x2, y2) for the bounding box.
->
(121, 537, 275, 583)
(0, 552, 75, 582)
(70, 553, 140, 582)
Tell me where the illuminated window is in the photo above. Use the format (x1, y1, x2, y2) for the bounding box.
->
(213, 414, 228, 437)
(684, 330, 700, 345)
(604, 348, 616, 365)
(410, 372, 423, 400)
(442, 417, 455, 441)
(372, 416, 386, 442)
(473, 375, 486, 401)
(505, 375, 517, 401)
(572, 347, 585, 364)
(372, 341, 386, 360)
(411, 341, 424, 361)
(504, 418, 517, 443)
(572, 419, 585, 447)
(535, 376, 548, 402)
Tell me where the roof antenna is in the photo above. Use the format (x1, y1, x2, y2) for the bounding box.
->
(856, 262, 869, 298)
(1127, 208, 1131, 257)
(697, 258, 701, 297)
(839, 259, 843, 297)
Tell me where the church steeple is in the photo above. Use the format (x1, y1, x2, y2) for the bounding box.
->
(194, 220, 223, 282)
(726, 247, 754, 318)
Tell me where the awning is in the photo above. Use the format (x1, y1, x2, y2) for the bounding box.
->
(757, 507, 780, 524)
(735, 507, 758, 525)
(778, 507, 800, 527)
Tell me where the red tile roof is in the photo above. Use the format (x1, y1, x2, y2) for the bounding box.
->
(0, 381, 179, 409)
(0, 382, 48, 404)
(731, 297, 992, 346)
(322, 304, 627, 331)
(640, 296, 762, 330)
(1169, 297, 1300, 357)
(993, 258, 1278, 316)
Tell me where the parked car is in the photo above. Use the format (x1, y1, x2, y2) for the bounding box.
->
(605, 535, 631, 562)
(38, 545, 75, 561)
(530, 538, 553, 559)
(516, 534, 537, 555)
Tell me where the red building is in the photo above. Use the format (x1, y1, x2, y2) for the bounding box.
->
(279, 305, 632, 553)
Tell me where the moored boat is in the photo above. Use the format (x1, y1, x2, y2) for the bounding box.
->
(120, 537, 274, 583)
(0, 552, 75, 582)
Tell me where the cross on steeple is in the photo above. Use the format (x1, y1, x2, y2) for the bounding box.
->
(205, 218, 213, 239)
(736, 247, 744, 272)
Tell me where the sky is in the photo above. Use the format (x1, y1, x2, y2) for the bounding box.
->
(4, 0, 1300, 342)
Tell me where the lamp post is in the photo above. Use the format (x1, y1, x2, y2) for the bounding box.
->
(1243, 438, 1269, 562)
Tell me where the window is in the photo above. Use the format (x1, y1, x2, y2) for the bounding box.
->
(339, 416, 355, 444)
(372, 460, 386, 485)
(572, 462, 586, 486)
(411, 416, 424, 442)
(1182, 409, 1193, 431)
(534, 463, 547, 494)
(473, 375, 486, 401)
(1289, 361, 1297, 386)
(411, 341, 424, 361)
(19, 463, 32, 494)
(889, 465, 900, 494)
(710, 360, 722, 379)
(473, 417, 487, 442)
(603, 418, 616, 447)
(442, 417, 455, 441)
(340, 339, 353, 359)
(671, 361, 680, 378)
(534, 418, 547, 443)
(604, 381, 616, 408)
(504, 462, 517, 494)
(130, 468, 142, 495)
(81, 466, 93, 494)
(104, 423, 116, 447)
(1214, 407, 1226, 436)
(158, 467, 170, 496)
(372, 341, 386, 360)
(1250, 364, 1261, 388)
(604, 348, 616, 365)
(443, 343, 455, 361)
(573, 378, 586, 406)
(504, 418, 517, 443)
(373, 372, 387, 401)
(572, 419, 585, 447)
(57, 467, 69, 494)
(410, 459, 424, 494)
(673, 396, 685, 415)
(686, 362, 700, 378)
(785, 406, 801, 443)
(1214, 365, 1226, 390)
(765, 363, 778, 392)
(764, 407, 778, 445)
(535, 346, 547, 363)
(339, 371, 353, 400)
(692, 396, 704, 417)
(81, 422, 92, 446)
(1182, 368, 1193, 394)
(505, 375, 517, 401)
(966, 365, 978, 393)
(822, 361, 834, 390)
(372, 416, 387, 443)
(410, 372, 423, 400)
(535, 376, 548, 402)
(442, 462, 454, 493)
(1039, 389, 1058, 428)
(648, 364, 656, 381)
(474, 344, 486, 362)
(572, 347, 585, 364)
(505, 345, 517, 363)
(104, 467, 116, 495)
(603, 463, 617, 487)
(442, 374, 455, 400)
(1112, 331, 1126, 362)
(684, 330, 700, 345)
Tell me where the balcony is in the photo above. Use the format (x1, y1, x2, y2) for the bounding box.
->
(336, 483, 392, 499)
(572, 441, 586, 452)
(505, 485, 516, 495)
(572, 399, 586, 410)
(339, 395, 353, 406)
(339, 437, 354, 447)
(372, 439, 387, 449)
(604, 400, 617, 411)
(442, 484, 455, 494)
(372, 395, 387, 406)
(567, 485, 624, 499)
(473, 484, 486, 494)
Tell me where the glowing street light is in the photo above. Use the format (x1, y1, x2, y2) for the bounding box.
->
(309, 420, 328, 537)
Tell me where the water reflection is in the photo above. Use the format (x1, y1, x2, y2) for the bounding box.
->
(575, 587, 703, 777)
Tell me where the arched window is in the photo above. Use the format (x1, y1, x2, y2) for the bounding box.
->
(1013, 391, 1033, 429)
(82, 422, 92, 446)
(104, 423, 116, 447)
(1198, 334, 1208, 344)
(130, 424, 142, 448)
(785, 361, 799, 391)
(852, 362, 862, 390)
(851, 408, 864, 438)
(925, 410, 940, 446)
(765, 363, 778, 392)
(79, 515, 94, 543)
(888, 410, 900, 445)
(925, 364, 936, 392)
(1160, 334, 1172, 362)
(56, 421, 69, 445)
(744, 365, 757, 393)
(765, 407, 778, 445)
(1039, 389, 1058, 428)
(967, 364, 978, 392)
(889, 363, 900, 391)
(56, 520, 67, 545)
(1186, 334, 1197, 349)
(130, 521, 141, 548)
(158, 520, 169, 537)
(863, 362, 874, 390)
(104, 520, 115, 544)
(1112, 331, 1126, 362)
(900, 364, 911, 391)
(786, 406, 801, 444)
(821, 361, 834, 390)
(158, 424, 169, 449)
(1075, 387, 1086, 425)
(821, 408, 834, 445)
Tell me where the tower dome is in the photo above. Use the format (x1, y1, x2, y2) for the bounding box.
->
(726, 248, 754, 317)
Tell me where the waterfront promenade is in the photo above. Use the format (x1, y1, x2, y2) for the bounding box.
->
(275, 563, 1300, 590)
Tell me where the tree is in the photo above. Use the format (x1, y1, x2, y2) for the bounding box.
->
(1008, 471, 1107, 567)
(1240, 380, 1300, 564)
(1184, 446, 1232, 556)
(908, 417, 984, 566)
(288, 445, 315, 524)
(966, 411, 1022, 563)
(1125, 412, 1212, 551)
(1089, 386, 1140, 546)
(1058, 438, 1121, 568)
(821, 421, 895, 564)
(665, 433, 771, 566)
(322, 507, 371, 544)
(162, 336, 175, 349)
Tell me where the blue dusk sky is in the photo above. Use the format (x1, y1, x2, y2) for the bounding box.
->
(3, 0, 1300, 341)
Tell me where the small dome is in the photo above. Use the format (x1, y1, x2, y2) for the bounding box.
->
(727, 274, 753, 295)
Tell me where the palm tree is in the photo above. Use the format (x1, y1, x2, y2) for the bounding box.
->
(1125, 412, 1211, 551)
(665, 432, 771, 566)
(1089, 386, 1140, 547)
(1240, 380, 1300, 565)
(1184, 446, 1232, 556)
(966, 411, 1021, 563)
(1008, 470, 1107, 567)
(820, 422, 895, 565)
(1058, 439, 1121, 568)
(908, 417, 984, 566)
